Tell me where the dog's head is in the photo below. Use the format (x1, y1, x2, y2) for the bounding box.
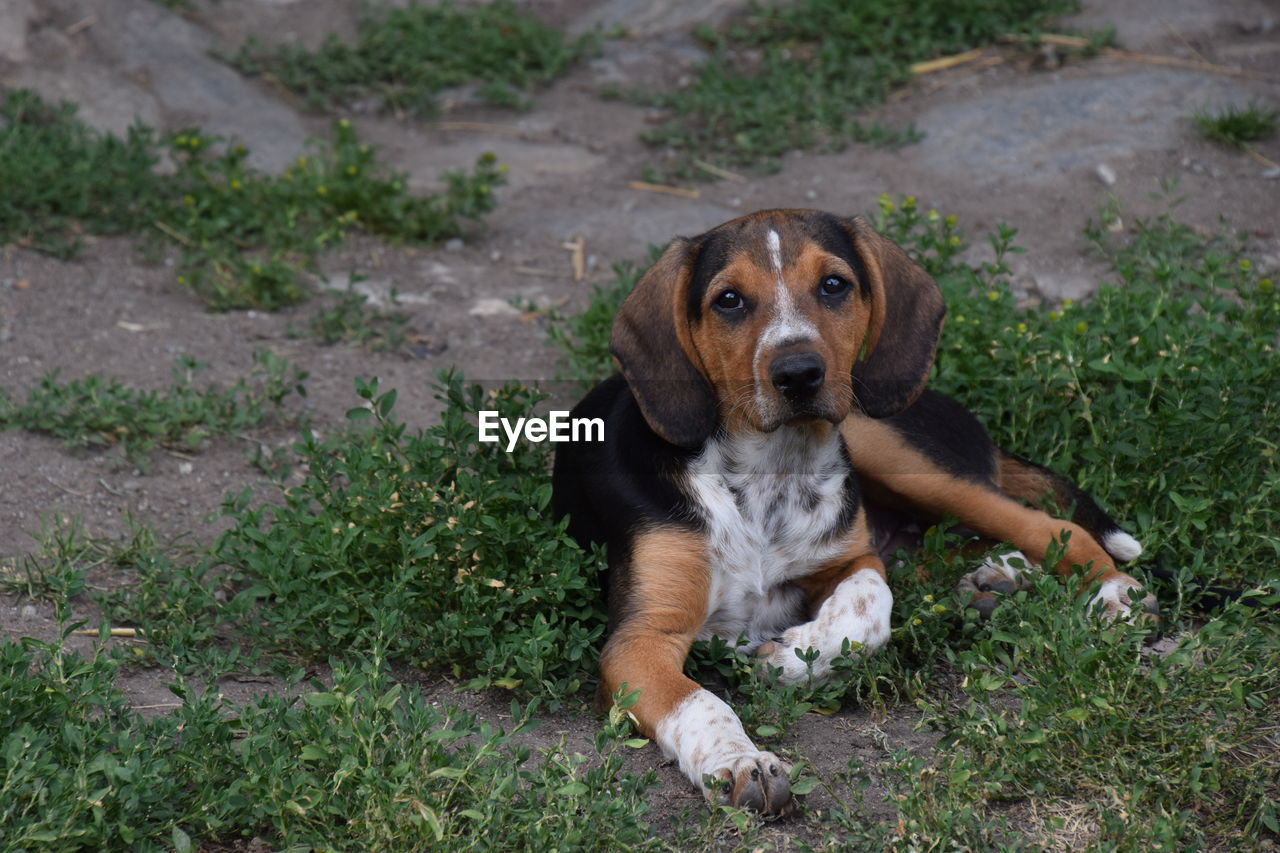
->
(611, 209, 945, 447)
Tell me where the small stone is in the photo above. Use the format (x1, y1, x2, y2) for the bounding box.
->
(178, 462, 194, 475)
(1095, 163, 1116, 186)
(14, 279, 30, 290)
(805, 189, 818, 200)
(444, 238, 465, 251)
(20, 604, 38, 619)
(1263, 167, 1280, 181)
(468, 298, 521, 317)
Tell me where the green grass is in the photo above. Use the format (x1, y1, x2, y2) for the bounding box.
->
(228, 1, 595, 117)
(0, 352, 307, 470)
(290, 274, 411, 351)
(0, 89, 505, 309)
(1192, 100, 1277, 148)
(3, 197, 1277, 849)
(0, 626, 661, 852)
(641, 0, 1080, 177)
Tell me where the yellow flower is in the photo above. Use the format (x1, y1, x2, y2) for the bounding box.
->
(945, 214, 958, 227)
(1075, 321, 1088, 334)
(317, 186, 328, 196)
(949, 235, 961, 246)
(1016, 322, 1027, 334)
(987, 290, 999, 302)
(1260, 278, 1274, 293)
(1240, 258, 1252, 271)
(230, 179, 242, 191)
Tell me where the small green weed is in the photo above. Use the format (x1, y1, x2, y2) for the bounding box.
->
(0, 89, 506, 309)
(292, 274, 410, 351)
(228, 1, 595, 117)
(545, 253, 655, 388)
(0, 516, 95, 601)
(1192, 100, 1277, 148)
(0, 351, 307, 470)
(642, 0, 1079, 177)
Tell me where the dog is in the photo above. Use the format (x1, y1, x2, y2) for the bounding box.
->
(551, 209, 1154, 817)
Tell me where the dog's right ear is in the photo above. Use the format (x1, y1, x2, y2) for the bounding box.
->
(610, 238, 718, 448)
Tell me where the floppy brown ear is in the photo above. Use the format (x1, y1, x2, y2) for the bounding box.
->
(609, 238, 718, 448)
(844, 216, 946, 418)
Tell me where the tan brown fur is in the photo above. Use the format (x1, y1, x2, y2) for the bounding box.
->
(842, 413, 1126, 586)
(596, 528, 710, 732)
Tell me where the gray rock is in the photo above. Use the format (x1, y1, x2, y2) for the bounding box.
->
(0, 0, 34, 64)
(85, 0, 308, 172)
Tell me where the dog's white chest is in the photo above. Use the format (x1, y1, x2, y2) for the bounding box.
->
(685, 428, 851, 643)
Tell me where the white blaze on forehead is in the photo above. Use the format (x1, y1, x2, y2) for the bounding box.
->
(767, 229, 783, 276)
(758, 229, 817, 348)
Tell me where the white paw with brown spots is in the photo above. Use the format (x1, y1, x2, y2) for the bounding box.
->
(754, 567, 892, 683)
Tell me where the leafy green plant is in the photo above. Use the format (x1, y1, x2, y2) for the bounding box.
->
(880, 577, 1280, 849)
(0, 90, 506, 309)
(0, 352, 307, 469)
(0, 90, 166, 258)
(213, 373, 607, 701)
(228, 1, 595, 116)
(1192, 100, 1277, 148)
(0, 627, 661, 851)
(642, 0, 1080, 176)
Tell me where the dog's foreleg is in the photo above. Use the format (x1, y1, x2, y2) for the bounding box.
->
(755, 556, 892, 683)
(600, 529, 794, 817)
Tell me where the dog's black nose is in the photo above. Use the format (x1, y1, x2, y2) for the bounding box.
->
(769, 352, 825, 399)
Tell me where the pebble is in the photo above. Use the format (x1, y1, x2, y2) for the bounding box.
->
(20, 604, 38, 619)
(444, 238, 465, 252)
(1095, 163, 1117, 186)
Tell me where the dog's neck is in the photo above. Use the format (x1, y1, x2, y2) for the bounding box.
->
(709, 420, 845, 478)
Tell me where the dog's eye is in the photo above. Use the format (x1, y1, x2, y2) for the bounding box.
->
(820, 276, 850, 296)
(713, 290, 745, 312)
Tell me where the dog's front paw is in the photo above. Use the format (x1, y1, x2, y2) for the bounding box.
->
(705, 751, 793, 818)
(1090, 576, 1159, 623)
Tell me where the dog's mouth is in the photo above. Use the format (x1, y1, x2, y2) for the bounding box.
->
(757, 394, 845, 432)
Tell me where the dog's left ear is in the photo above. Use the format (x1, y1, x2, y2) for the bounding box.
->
(609, 238, 718, 448)
(842, 216, 946, 418)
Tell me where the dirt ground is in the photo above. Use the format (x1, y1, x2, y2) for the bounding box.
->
(2, 0, 1278, 843)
